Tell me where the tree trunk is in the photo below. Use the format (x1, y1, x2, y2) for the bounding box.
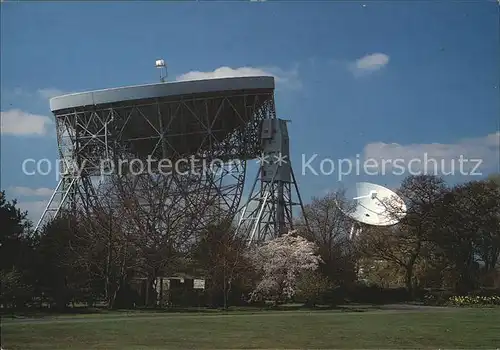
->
(105, 211, 113, 308)
(405, 241, 421, 298)
(222, 261, 227, 309)
(109, 281, 121, 309)
(108, 251, 127, 309)
(404, 266, 414, 296)
(224, 278, 232, 310)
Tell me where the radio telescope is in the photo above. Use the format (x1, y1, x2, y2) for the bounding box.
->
(337, 182, 407, 239)
(34, 70, 307, 242)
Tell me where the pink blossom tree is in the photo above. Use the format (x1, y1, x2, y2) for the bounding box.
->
(247, 231, 323, 305)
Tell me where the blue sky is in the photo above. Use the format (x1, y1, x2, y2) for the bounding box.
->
(1, 1, 499, 221)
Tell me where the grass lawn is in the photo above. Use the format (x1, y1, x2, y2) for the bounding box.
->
(2, 308, 499, 349)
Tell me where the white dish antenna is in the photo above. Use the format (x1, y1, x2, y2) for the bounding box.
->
(336, 182, 407, 238)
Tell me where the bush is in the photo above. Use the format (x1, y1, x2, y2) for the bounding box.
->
(423, 290, 456, 306)
(423, 288, 500, 307)
(446, 289, 500, 307)
(0, 268, 34, 309)
(295, 271, 333, 306)
(466, 288, 500, 297)
(324, 283, 412, 305)
(448, 295, 500, 307)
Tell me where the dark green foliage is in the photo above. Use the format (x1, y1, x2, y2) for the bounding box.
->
(423, 289, 457, 306)
(0, 191, 36, 308)
(325, 284, 413, 305)
(295, 270, 333, 306)
(34, 213, 89, 310)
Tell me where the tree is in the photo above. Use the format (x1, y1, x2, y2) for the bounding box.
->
(247, 231, 322, 305)
(0, 268, 33, 309)
(432, 179, 500, 291)
(72, 205, 140, 309)
(35, 213, 87, 310)
(191, 220, 252, 308)
(487, 173, 500, 188)
(0, 191, 36, 308)
(298, 191, 357, 285)
(0, 191, 33, 271)
(295, 270, 333, 307)
(110, 173, 201, 306)
(357, 175, 448, 294)
(357, 256, 405, 288)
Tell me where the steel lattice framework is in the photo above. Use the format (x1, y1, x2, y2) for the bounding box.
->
(235, 118, 309, 243)
(35, 78, 277, 235)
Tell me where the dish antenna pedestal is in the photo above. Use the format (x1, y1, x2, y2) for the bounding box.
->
(349, 222, 363, 240)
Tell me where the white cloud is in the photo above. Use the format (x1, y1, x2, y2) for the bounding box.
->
(9, 186, 54, 197)
(0, 109, 53, 136)
(176, 66, 301, 89)
(37, 88, 66, 100)
(12, 187, 55, 223)
(13, 87, 25, 96)
(361, 131, 500, 176)
(349, 53, 390, 77)
(18, 200, 52, 223)
(3, 87, 67, 102)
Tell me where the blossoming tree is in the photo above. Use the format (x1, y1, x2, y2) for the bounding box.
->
(247, 231, 323, 304)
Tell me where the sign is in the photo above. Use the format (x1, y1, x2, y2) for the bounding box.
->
(193, 279, 205, 289)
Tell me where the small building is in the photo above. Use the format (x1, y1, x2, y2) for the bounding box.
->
(130, 274, 207, 307)
(155, 274, 206, 307)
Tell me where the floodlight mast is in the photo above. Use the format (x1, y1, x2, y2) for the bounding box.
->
(155, 59, 167, 82)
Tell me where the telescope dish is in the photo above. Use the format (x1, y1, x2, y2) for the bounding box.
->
(339, 182, 407, 226)
(36, 76, 276, 233)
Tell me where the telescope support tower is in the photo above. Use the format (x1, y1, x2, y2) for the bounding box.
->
(235, 118, 308, 244)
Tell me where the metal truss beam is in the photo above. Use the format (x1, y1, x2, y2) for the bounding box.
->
(35, 92, 276, 234)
